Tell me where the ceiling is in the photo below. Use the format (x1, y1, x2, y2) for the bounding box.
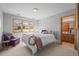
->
(0, 3, 75, 20)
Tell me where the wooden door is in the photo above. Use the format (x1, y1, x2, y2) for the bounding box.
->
(60, 14, 76, 49)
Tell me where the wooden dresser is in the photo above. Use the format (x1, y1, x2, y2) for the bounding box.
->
(62, 33, 74, 43)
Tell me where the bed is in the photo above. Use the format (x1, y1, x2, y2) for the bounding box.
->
(22, 33, 56, 54)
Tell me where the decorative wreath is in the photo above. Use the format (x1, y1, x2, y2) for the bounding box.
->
(28, 35, 36, 46)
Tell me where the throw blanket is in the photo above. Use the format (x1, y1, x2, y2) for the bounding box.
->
(34, 36, 42, 50)
(29, 35, 42, 50)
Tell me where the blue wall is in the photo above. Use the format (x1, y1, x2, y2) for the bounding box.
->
(51, 9, 75, 40)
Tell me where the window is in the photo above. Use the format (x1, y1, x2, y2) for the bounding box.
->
(13, 19, 22, 32)
(22, 20, 35, 32)
(13, 19, 35, 33)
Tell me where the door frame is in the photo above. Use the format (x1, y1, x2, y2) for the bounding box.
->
(60, 14, 77, 49)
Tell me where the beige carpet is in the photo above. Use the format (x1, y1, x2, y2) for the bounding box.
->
(0, 42, 78, 56)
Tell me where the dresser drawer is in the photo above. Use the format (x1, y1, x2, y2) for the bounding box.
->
(61, 34, 74, 43)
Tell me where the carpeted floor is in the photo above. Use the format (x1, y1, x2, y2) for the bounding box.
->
(0, 42, 78, 56)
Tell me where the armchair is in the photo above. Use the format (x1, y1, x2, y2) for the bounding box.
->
(2, 32, 20, 47)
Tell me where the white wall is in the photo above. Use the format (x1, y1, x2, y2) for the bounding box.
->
(38, 16, 53, 33)
(3, 13, 13, 33)
(0, 10, 3, 48)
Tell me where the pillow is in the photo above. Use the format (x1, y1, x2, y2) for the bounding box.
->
(41, 30, 48, 34)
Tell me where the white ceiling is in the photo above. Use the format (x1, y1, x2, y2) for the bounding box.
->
(0, 3, 75, 20)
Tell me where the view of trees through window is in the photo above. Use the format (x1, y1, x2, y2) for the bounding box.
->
(23, 20, 34, 32)
(13, 19, 35, 32)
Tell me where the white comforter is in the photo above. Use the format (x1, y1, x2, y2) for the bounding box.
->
(22, 33, 56, 54)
